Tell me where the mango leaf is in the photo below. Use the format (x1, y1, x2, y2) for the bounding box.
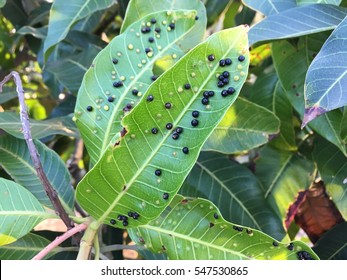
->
(249, 4, 347, 45)
(0, 0, 6, 8)
(17, 26, 47, 39)
(242, 0, 296, 16)
(128, 194, 318, 260)
(43, 0, 115, 61)
(313, 137, 347, 219)
(0, 87, 17, 104)
(297, 0, 342, 5)
(76, 26, 250, 228)
(249, 71, 296, 151)
(0, 233, 53, 260)
(120, 0, 206, 51)
(341, 108, 347, 142)
(272, 35, 347, 155)
(255, 146, 314, 218)
(74, 10, 200, 164)
(0, 112, 79, 139)
(0, 178, 57, 246)
(180, 152, 285, 240)
(203, 97, 280, 154)
(0, 135, 75, 211)
(303, 15, 347, 126)
(204, 0, 230, 26)
(313, 222, 347, 260)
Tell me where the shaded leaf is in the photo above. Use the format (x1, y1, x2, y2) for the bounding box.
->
(203, 97, 280, 154)
(76, 26, 250, 228)
(272, 35, 347, 155)
(0, 0, 6, 8)
(297, 0, 342, 5)
(242, 0, 296, 16)
(0, 112, 79, 139)
(121, 0, 206, 51)
(128, 195, 318, 260)
(138, 249, 167, 260)
(0, 178, 57, 246)
(313, 222, 347, 260)
(0, 233, 54, 260)
(249, 4, 347, 45)
(74, 10, 200, 163)
(180, 152, 285, 240)
(17, 26, 47, 39)
(43, 0, 115, 60)
(255, 146, 314, 218)
(0, 87, 17, 104)
(313, 137, 347, 219)
(249, 71, 296, 151)
(341, 108, 347, 142)
(303, 15, 347, 125)
(204, 0, 230, 26)
(0, 134, 75, 211)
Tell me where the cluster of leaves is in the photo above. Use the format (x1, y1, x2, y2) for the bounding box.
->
(0, 0, 346, 260)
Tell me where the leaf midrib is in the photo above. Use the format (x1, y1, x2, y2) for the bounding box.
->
(98, 29, 245, 223)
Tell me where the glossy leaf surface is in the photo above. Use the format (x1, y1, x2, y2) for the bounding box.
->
(128, 195, 318, 260)
(242, 0, 296, 16)
(76, 26, 250, 228)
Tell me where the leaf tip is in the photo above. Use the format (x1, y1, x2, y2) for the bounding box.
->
(301, 106, 327, 128)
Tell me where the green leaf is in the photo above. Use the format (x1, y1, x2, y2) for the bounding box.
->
(0, 135, 75, 211)
(0, 233, 53, 260)
(272, 35, 347, 155)
(16, 26, 48, 39)
(313, 222, 347, 260)
(128, 194, 318, 260)
(180, 152, 285, 240)
(297, 0, 342, 5)
(0, 0, 6, 8)
(255, 146, 314, 218)
(0, 112, 79, 139)
(74, 10, 200, 164)
(0, 178, 57, 246)
(249, 4, 347, 45)
(0, 87, 17, 104)
(204, 0, 230, 25)
(303, 15, 347, 126)
(203, 97, 280, 154)
(249, 71, 296, 151)
(341, 108, 347, 142)
(43, 0, 115, 61)
(242, 0, 296, 16)
(121, 0, 206, 51)
(313, 137, 347, 219)
(76, 26, 250, 228)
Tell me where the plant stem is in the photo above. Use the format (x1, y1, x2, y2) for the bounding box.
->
(32, 223, 88, 260)
(77, 220, 101, 260)
(0, 71, 74, 229)
(100, 244, 143, 253)
(93, 232, 100, 260)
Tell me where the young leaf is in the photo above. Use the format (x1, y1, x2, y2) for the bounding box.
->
(249, 4, 347, 45)
(0, 178, 57, 246)
(313, 137, 347, 219)
(203, 97, 280, 154)
(303, 15, 347, 126)
(255, 146, 314, 218)
(242, 0, 296, 16)
(180, 152, 286, 240)
(120, 0, 206, 51)
(74, 10, 199, 164)
(0, 135, 75, 212)
(272, 35, 347, 155)
(128, 195, 318, 260)
(76, 26, 250, 228)
(43, 0, 115, 61)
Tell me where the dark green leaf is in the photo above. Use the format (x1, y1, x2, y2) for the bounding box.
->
(313, 137, 347, 219)
(249, 4, 347, 45)
(121, 0, 206, 51)
(0, 87, 17, 104)
(128, 195, 318, 260)
(74, 10, 200, 163)
(255, 146, 314, 218)
(76, 26, 250, 228)
(341, 108, 347, 142)
(138, 249, 167, 260)
(17, 26, 47, 39)
(203, 97, 280, 154)
(242, 0, 296, 16)
(0, 135, 75, 211)
(272, 35, 347, 155)
(43, 0, 115, 60)
(180, 152, 285, 239)
(0, 178, 57, 246)
(0, 233, 54, 260)
(313, 222, 347, 260)
(204, 0, 230, 25)
(303, 15, 347, 125)
(0, 112, 79, 139)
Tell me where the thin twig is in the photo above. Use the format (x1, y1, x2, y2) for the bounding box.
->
(0, 71, 73, 229)
(32, 223, 88, 260)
